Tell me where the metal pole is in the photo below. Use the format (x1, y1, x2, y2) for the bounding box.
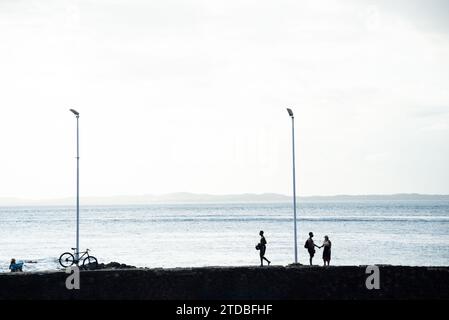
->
(292, 116, 298, 264)
(76, 115, 80, 264)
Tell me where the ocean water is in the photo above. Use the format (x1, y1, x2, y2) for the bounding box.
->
(1, 201, 448, 273)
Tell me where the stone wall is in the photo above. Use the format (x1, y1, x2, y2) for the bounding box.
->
(0, 265, 448, 300)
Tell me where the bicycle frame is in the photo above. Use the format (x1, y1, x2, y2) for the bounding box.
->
(72, 250, 89, 263)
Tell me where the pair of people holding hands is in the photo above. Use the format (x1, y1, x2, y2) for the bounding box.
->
(304, 232, 332, 266)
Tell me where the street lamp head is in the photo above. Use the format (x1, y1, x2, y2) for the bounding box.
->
(286, 108, 294, 117)
(69, 109, 79, 116)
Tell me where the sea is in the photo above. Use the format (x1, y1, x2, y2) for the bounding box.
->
(1, 200, 448, 273)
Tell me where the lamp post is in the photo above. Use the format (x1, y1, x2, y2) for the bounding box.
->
(287, 108, 298, 264)
(69, 108, 80, 263)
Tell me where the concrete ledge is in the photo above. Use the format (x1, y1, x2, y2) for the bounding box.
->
(1, 265, 448, 300)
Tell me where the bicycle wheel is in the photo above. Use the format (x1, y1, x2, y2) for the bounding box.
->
(59, 252, 75, 268)
(82, 256, 98, 270)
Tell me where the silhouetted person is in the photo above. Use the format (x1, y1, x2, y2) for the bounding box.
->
(304, 232, 320, 265)
(320, 235, 332, 266)
(257, 230, 271, 267)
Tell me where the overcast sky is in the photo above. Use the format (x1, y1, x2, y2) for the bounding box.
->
(0, 0, 448, 199)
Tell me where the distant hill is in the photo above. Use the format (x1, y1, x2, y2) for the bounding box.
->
(1, 193, 449, 206)
(299, 194, 449, 201)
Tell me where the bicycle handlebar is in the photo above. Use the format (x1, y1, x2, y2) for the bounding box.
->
(71, 248, 90, 253)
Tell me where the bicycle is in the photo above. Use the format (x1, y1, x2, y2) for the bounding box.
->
(59, 248, 98, 270)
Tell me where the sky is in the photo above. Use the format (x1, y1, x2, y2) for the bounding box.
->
(0, 0, 448, 199)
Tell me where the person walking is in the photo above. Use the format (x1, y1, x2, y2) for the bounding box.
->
(257, 230, 271, 267)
